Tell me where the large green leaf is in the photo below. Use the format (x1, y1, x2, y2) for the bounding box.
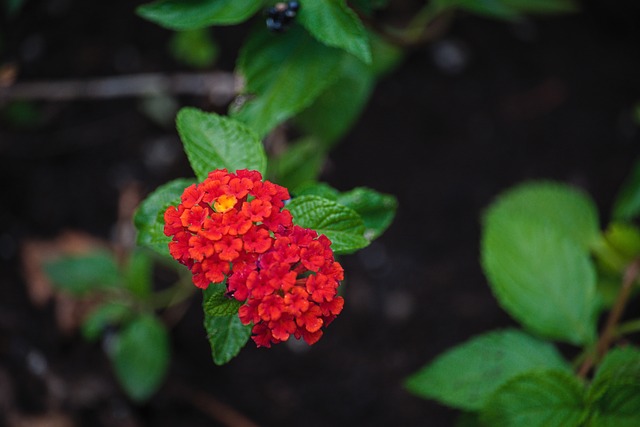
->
(109, 314, 170, 402)
(586, 346, 640, 427)
(481, 182, 600, 345)
(337, 187, 397, 241)
(44, 250, 120, 295)
(297, 0, 371, 64)
(123, 248, 153, 298)
(612, 158, 640, 221)
(136, 0, 262, 30)
(482, 215, 598, 344)
(81, 302, 131, 342)
(204, 312, 251, 365)
(404, 329, 571, 411)
(176, 107, 267, 180)
(480, 370, 587, 427)
(286, 195, 369, 254)
(484, 182, 600, 250)
(295, 51, 375, 147)
(134, 178, 195, 257)
(232, 24, 343, 137)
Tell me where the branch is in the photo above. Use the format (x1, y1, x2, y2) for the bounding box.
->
(0, 71, 240, 105)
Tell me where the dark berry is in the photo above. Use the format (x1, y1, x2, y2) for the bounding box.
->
(266, 17, 284, 32)
(288, 1, 300, 12)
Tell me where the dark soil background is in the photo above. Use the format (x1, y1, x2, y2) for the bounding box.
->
(1, 1, 640, 426)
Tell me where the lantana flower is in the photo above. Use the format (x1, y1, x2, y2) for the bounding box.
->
(164, 169, 344, 347)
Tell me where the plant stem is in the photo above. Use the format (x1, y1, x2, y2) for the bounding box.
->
(148, 278, 195, 311)
(615, 318, 640, 337)
(578, 257, 640, 377)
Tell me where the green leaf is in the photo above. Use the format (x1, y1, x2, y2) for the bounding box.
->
(481, 182, 600, 345)
(405, 329, 571, 411)
(81, 302, 131, 342)
(337, 187, 397, 241)
(134, 178, 195, 257)
(203, 283, 242, 317)
(44, 251, 120, 295)
(292, 182, 340, 200)
(587, 346, 640, 427)
(612, 158, 640, 221)
(270, 136, 326, 190)
(123, 248, 153, 299)
(203, 312, 251, 365)
(286, 195, 369, 254)
(169, 28, 219, 69)
(297, 0, 371, 64)
(136, 0, 262, 30)
(176, 107, 267, 180)
(109, 314, 170, 402)
(232, 24, 343, 137)
(484, 182, 600, 249)
(481, 370, 587, 427)
(295, 51, 375, 147)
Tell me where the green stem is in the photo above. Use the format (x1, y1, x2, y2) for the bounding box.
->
(578, 257, 640, 377)
(147, 277, 195, 311)
(615, 318, 640, 337)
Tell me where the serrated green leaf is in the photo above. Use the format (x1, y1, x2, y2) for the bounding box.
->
(203, 283, 242, 317)
(176, 107, 267, 180)
(292, 182, 340, 200)
(270, 137, 326, 190)
(124, 248, 153, 299)
(587, 347, 640, 427)
(286, 195, 369, 254)
(136, 0, 262, 30)
(297, 0, 371, 63)
(337, 187, 397, 241)
(480, 370, 587, 427)
(134, 178, 195, 257)
(44, 251, 120, 295)
(481, 182, 600, 345)
(612, 158, 640, 221)
(232, 24, 343, 137)
(203, 312, 251, 365)
(82, 302, 131, 341)
(405, 329, 571, 411)
(109, 314, 170, 402)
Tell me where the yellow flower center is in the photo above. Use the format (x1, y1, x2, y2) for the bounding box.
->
(214, 194, 237, 213)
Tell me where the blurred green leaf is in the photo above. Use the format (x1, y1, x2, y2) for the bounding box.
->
(337, 187, 397, 241)
(44, 251, 120, 295)
(203, 283, 242, 317)
(110, 314, 170, 402)
(481, 182, 600, 345)
(204, 311, 251, 365)
(587, 346, 640, 427)
(124, 248, 153, 299)
(270, 136, 326, 190)
(480, 370, 587, 427)
(349, 0, 390, 16)
(177, 107, 267, 180)
(292, 181, 340, 199)
(82, 302, 131, 341)
(405, 329, 571, 411)
(137, 0, 262, 30)
(169, 28, 219, 69)
(232, 24, 343, 137)
(6, 0, 26, 17)
(134, 178, 196, 257)
(297, 0, 371, 63)
(286, 195, 369, 254)
(612, 158, 640, 221)
(2, 101, 42, 129)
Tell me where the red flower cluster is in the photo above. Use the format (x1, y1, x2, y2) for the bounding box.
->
(163, 169, 344, 347)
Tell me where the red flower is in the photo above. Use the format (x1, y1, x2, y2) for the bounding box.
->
(164, 169, 344, 348)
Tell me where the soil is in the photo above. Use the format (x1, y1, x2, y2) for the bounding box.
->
(1, 0, 640, 426)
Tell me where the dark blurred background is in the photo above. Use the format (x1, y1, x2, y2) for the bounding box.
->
(1, 0, 639, 426)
